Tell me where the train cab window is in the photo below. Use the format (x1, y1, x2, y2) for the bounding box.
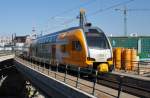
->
(61, 44, 66, 53)
(85, 29, 110, 49)
(72, 41, 82, 51)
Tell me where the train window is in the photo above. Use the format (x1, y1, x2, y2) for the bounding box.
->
(72, 41, 82, 51)
(61, 45, 66, 53)
(48, 37, 52, 42)
(85, 29, 110, 49)
(46, 37, 48, 43)
(52, 36, 57, 43)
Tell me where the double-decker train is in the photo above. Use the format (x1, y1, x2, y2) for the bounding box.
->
(28, 25, 114, 73)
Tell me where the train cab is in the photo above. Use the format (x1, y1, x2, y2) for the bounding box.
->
(84, 27, 113, 72)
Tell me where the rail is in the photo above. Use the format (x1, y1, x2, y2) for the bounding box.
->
(97, 72, 150, 98)
(15, 57, 150, 98)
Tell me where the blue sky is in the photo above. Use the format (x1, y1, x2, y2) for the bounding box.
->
(0, 0, 150, 37)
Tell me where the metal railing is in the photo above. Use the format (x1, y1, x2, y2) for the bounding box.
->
(114, 60, 150, 75)
(15, 56, 150, 98)
(15, 57, 120, 98)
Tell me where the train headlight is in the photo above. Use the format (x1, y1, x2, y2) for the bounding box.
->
(97, 63, 109, 73)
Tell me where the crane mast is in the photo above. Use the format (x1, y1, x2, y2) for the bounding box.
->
(115, 6, 150, 36)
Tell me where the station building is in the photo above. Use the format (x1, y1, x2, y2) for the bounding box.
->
(109, 36, 150, 61)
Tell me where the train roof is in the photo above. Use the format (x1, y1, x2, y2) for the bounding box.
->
(32, 26, 81, 44)
(36, 26, 104, 40)
(32, 26, 104, 44)
(37, 26, 81, 39)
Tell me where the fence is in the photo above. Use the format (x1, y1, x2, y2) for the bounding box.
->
(16, 56, 130, 98)
(114, 59, 150, 75)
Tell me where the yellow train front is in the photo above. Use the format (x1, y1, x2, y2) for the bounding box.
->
(30, 26, 114, 73)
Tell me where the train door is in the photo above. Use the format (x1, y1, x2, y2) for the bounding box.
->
(51, 45, 56, 64)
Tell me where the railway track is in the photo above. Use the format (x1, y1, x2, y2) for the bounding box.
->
(97, 72, 150, 98)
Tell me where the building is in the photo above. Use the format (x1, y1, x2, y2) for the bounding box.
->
(0, 36, 12, 46)
(14, 36, 27, 51)
(0, 36, 12, 51)
(109, 36, 150, 61)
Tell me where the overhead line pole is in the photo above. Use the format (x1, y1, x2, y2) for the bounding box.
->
(115, 6, 128, 36)
(124, 6, 127, 36)
(79, 9, 86, 29)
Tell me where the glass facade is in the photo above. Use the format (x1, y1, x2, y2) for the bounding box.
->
(109, 36, 150, 60)
(110, 37, 138, 49)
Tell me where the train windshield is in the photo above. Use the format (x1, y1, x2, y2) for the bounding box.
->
(85, 29, 110, 49)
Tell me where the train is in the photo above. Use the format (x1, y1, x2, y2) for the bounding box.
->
(26, 25, 114, 73)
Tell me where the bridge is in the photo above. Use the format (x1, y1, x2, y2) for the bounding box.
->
(0, 53, 150, 98)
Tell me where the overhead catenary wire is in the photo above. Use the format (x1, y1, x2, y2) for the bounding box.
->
(60, 0, 135, 24)
(50, 0, 98, 19)
(42, 0, 98, 33)
(126, 9, 150, 11)
(88, 0, 135, 17)
(53, 0, 135, 28)
(42, 0, 135, 34)
(44, 18, 77, 33)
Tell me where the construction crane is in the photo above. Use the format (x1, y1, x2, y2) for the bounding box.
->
(115, 6, 150, 36)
